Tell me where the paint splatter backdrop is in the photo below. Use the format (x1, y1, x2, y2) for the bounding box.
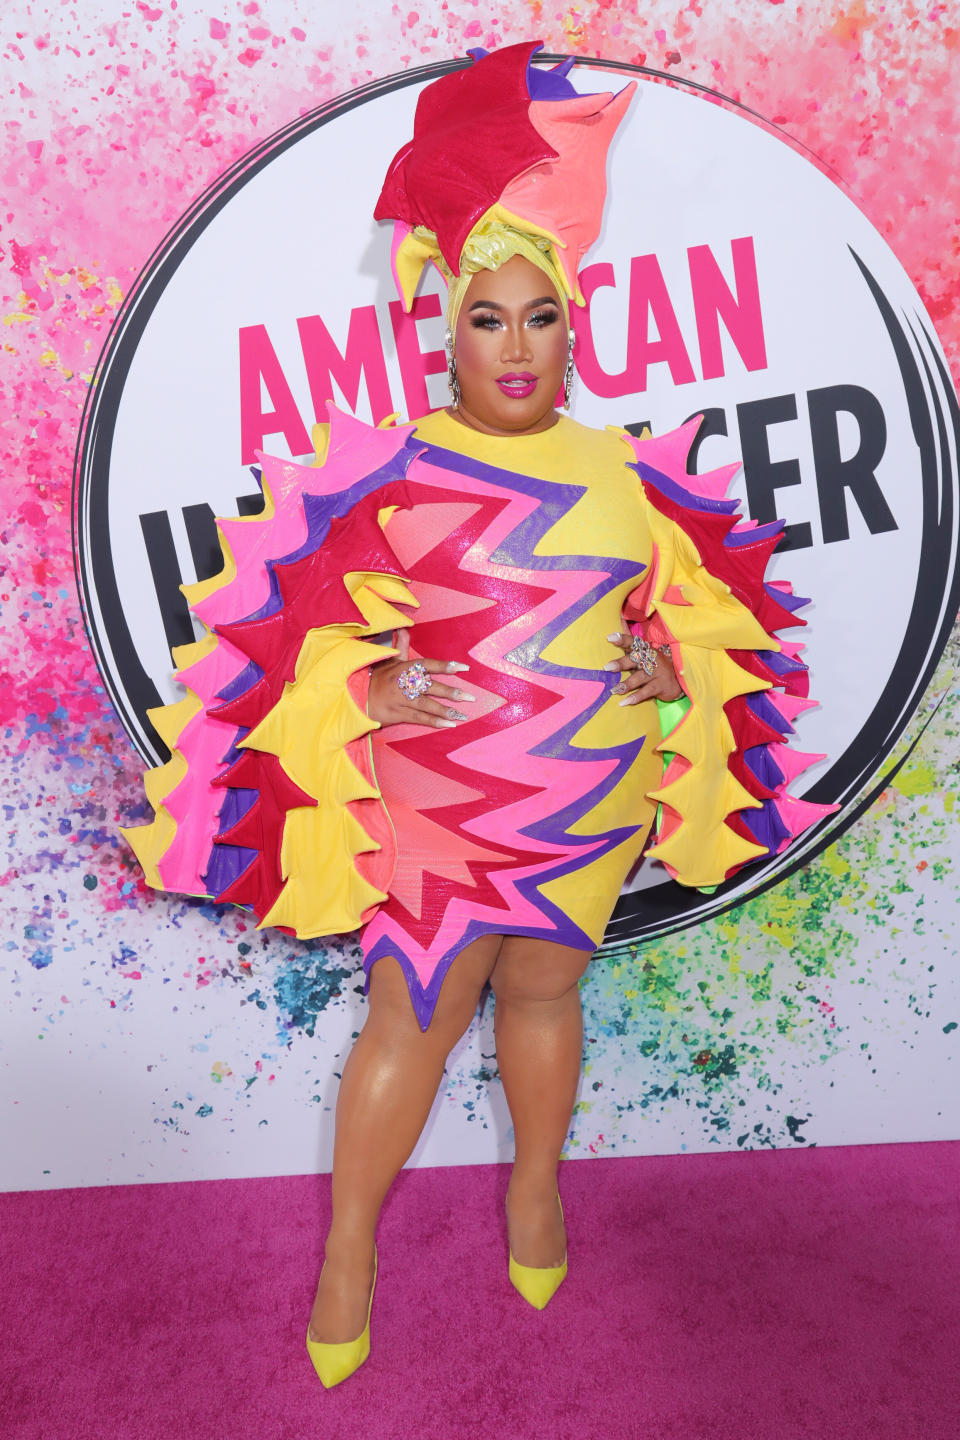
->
(2, 0, 958, 1189)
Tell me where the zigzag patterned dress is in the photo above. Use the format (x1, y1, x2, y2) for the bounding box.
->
(126, 406, 828, 1028)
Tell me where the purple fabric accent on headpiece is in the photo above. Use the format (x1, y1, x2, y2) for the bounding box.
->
(466, 45, 577, 102)
(526, 53, 578, 99)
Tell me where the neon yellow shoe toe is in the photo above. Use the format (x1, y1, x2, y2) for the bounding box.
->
(508, 1195, 567, 1309)
(306, 1248, 377, 1388)
(508, 1249, 568, 1309)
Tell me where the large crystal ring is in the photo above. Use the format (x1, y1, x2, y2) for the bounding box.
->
(629, 636, 658, 677)
(397, 662, 433, 701)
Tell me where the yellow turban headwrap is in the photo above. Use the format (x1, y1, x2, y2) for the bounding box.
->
(393, 209, 571, 343)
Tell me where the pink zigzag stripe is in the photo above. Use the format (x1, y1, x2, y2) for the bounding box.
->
(158, 712, 237, 893)
(155, 411, 418, 895)
(624, 425, 837, 866)
(193, 413, 416, 630)
(364, 456, 631, 980)
(406, 461, 618, 852)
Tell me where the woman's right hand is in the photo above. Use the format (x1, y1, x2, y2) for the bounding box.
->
(367, 628, 475, 729)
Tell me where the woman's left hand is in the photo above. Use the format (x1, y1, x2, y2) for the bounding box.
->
(604, 631, 684, 705)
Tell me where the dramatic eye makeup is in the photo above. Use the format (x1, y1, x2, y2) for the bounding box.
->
(469, 311, 504, 330)
(466, 296, 561, 331)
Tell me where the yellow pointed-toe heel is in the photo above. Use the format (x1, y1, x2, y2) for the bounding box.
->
(306, 1247, 378, 1389)
(507, 1195, 567, 1310)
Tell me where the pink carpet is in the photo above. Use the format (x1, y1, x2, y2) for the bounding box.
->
(2, 1142, 958, 1440)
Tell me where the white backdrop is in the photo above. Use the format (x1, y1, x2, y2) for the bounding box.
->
(3, 23, 959, 1191)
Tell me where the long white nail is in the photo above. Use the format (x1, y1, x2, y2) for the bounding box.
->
(446, 662, 470, 673)
(607, 633, 622, 642)
(618, 696, 637, 707)
(603, 661, 620, 672)
(454, 691, 476, 702)
(436, 719, 458, 727)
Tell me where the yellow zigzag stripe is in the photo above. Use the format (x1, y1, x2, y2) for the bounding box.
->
(250, 571, 418, 935)
(179, 473, 282, 613)
(639, 497, 777, 886)
(124, 445, 417, 934)
(120, 693, 201, 888)
(248, 628, 388, 935)
(123, 459, 290, 887)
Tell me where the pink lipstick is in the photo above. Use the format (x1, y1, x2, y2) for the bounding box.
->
(496, 372, 538, 398)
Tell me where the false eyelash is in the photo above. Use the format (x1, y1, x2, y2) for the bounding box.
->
(468, 308, 560, 331)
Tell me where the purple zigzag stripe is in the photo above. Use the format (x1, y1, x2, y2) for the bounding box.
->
(416, 443, 650, 849)
(356, 441, 667, 1020)
(201, 443, 423, 896)
(226, 447, 419, 626)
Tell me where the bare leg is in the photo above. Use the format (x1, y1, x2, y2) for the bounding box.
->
(490, 936, 592, 1267)
(309, 934, 501, 1342)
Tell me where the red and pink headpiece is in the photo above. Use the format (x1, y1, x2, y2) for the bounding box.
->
(374, 41, 635, 318)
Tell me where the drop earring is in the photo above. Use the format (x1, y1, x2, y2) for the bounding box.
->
(563, 328, 575, 410)
(444, 327, 461, 409)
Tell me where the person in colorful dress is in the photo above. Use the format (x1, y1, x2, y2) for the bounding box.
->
(125, 43, 830, 1387)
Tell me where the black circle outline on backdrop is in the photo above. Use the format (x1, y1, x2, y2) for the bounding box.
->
(72, 53, 960, 948)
